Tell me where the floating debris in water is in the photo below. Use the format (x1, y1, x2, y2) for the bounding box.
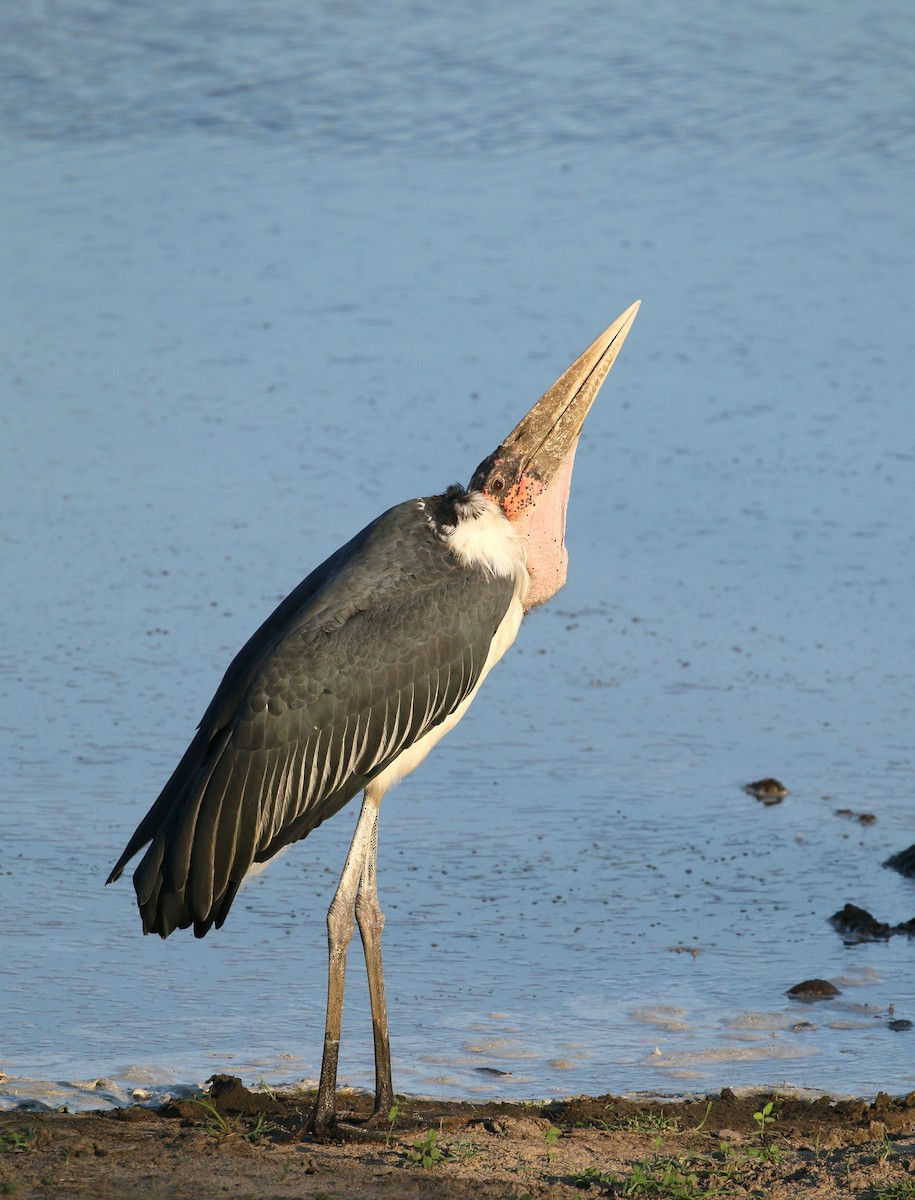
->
(786, 979, 841, 1001)
(884, 844, 915, 878)
(888, 1019, 913, 1032)
(835, 808, 877, 825)
(743, 778, 789, 805)
(670, 945, 700, 959)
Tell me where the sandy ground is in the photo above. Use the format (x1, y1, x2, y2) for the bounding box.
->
(2, 1076, 915, 1199)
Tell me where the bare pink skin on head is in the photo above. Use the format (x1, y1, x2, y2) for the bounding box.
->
(500, 442, 579, 610)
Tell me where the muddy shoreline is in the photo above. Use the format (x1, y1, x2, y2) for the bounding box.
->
(2, 1076, 914, 1198)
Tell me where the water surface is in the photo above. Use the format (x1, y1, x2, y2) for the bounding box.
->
(1, 0, 914, 1110)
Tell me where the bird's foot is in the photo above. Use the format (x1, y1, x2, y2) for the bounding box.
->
(304, 1111, 391, 1144)
(304, 1105, 342, 1142)
(303, 1096, 406, 1143)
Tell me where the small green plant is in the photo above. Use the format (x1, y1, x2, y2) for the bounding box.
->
(745, 1140, 781, 1163)
(407, 1125, 454, 1168)
(0, 1129, 35, 1154)
(448, 1138, 478, 1159)
(752, 1100, 777, 1135)
(877, 1129, 896, 1161)
(598, 1108, 681, 1134)
(618, 1155, 702, 1198)
(572, 1152, 711, 1198)
(242, 1113, 271, 1143)
(545, 1124, 562, 1163)
(187, 1096, 270, 1142)
(385, 1101, 400, 1150)
(745, 1098, 780, 1162)
(715, 1104, 782, 1171)
(873, 1183, 915, 1200)
(570, 1164, 615, 1187)
(188, 1096, 236, 1138)
(694, 1100, 713, 1132)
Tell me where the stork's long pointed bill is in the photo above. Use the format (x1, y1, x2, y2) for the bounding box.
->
(469, 300, 640, 512)
(468, 301, 640, 609)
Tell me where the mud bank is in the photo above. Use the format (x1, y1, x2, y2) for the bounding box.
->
(2, 1076, 915, 1199)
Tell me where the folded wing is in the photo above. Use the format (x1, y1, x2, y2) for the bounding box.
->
(108, 498, 517, 938)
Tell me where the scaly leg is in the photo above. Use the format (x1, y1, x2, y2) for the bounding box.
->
(355, 804, 394, 1117)
(311, 792, 379, 1137)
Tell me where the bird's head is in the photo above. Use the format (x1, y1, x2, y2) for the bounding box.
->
(469, 301, 640, 609)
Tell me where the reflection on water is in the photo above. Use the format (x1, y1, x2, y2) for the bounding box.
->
(1, 1, 914, 1108)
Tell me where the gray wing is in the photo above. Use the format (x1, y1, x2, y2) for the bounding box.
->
(108, 498, 516, 938)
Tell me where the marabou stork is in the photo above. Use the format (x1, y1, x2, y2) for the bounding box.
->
(107, 301, 640, 1135)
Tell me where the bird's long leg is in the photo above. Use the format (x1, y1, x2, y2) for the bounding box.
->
(311, 791, 379, 1137)
(354, 801, 394, 1119)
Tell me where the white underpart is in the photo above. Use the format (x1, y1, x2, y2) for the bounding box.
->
(366, 495, 528, 803)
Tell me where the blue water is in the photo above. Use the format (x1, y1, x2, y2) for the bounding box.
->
(1, 1, 914, 1110)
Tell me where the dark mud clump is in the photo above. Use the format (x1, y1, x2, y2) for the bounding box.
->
(786, 978, 841, 1001)
(743, 777, 788, 804)
(830, 902, 915, 942)
(885, 843, 915, 878)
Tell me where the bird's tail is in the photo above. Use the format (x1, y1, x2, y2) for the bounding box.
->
(106, 726, 247, 938)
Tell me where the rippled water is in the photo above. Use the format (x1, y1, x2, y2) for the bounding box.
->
(3, 1, 914, 159)
(1, 1, 914, 1110)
